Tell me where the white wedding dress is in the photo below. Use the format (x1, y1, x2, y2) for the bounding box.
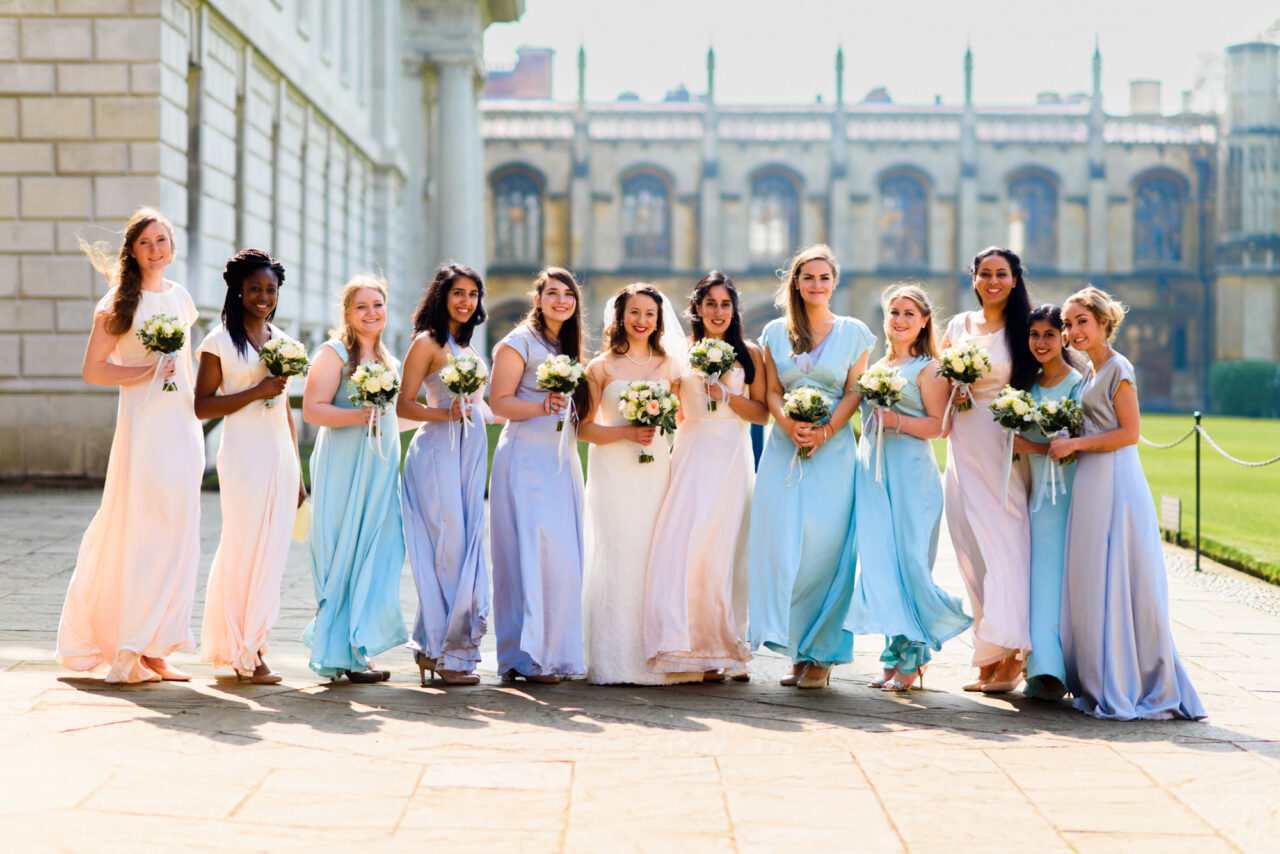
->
(583, 380, 699, 685)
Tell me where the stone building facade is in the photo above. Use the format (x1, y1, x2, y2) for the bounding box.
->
(482, 44, 1280, 411)
(1, 0, 521, 476)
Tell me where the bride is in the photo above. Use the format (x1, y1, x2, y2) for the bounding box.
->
(580, 283, 696, 685)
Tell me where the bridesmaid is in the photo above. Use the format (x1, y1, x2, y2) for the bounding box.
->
(846, 285, 972, 691)
(749, 244, 874, 689)
(397, 263, 489, 686)
(1051, 287, 1205, 720)
(645, 272, 768, 682)
(194, 249, 306, 684)
(941, 246, 1037, 694)
(56, 207, 203, 683)
(489, 267, 591, 684)
(1011, 304, 1083, 701)
(301, 275, 409, 683)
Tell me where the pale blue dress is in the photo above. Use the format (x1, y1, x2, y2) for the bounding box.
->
(846, 355, 972, 674)
(749, 316, 875, 665)
(402, 338, 489, 673)
(303, 340, 408, 677)
(1023, 368, 1083, 697)
(1061, 353, 1205, 720)
(489, 325, 586, 678)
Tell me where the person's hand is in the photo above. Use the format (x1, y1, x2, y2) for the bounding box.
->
(629, 424, 657, 446)
(1013, 435, 1041, 456)
(255, 375, 289, 400)
(297, 479, 308, 508)
(156, 354, 178, 382)
(542, 392, 567, 415)
(953, 385, 970, 407)
(790, 421, 816, 450)
(446, 397, 463, 422)
(1048, 436, 1077, 462)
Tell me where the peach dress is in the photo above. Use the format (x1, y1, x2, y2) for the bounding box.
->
(55, 283, 204, 682)
(197, 324, 298, 674)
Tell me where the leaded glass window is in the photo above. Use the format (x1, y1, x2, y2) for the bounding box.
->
(493, 170, 542, 266)
(749, 172, 799, 267)
(1134, 177, 1184, 265)
(621, 172, 670, 266)
(879, 173, 928, 269)
(1007, 174, 1057, 265)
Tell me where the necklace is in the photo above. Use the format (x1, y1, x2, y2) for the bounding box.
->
(623, 348, 653, 366)
(1039, 362, 1070, 388)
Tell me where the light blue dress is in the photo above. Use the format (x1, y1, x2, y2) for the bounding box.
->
(1023, 368, 1083, 697)
(303, 340, 408, 677)
(489, 325, 586, 678)
(749, 316, 875, 665)
(846, 355, 972, 674)
(401, 338, 489, 673)
(1062, 353, 1205, 720)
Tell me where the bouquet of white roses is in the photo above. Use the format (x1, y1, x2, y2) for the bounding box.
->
(856, 363, 907, 482)
(348, 361, 399, 453)
(535, 354, 585, 432)
(1036, 396, 1084, 465)
(936, 342, 991, 428)
(136, 313, 187, 392)
(781, 386, 832, 461)
(440, 353, 487, 423)
(687, 337, 737, 411)
(258, 335, 310, 408)
(989, 386, 1039, 460)
(618, 379, 679, 463)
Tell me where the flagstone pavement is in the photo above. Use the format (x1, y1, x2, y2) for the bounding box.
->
(0, 487, 1278, 853)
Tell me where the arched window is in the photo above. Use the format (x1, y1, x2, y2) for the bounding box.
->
(1134, 176, 1184, 265)
(748, 171, 799, 267)
(1007, 173, 1057, 265)
(492, 169, 542, 266)
(621, 171, 670, 266)
(879, 173, 928, 269)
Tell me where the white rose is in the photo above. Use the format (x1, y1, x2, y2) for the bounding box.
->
(707, 346, 724, 362)
(363, 377, 381, 394)
(379, 372, 395, 391)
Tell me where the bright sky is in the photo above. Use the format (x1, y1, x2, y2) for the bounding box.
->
(483, 0, 1279, 113)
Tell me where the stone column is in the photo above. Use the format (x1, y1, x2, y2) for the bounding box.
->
(569, 47, 592, 270)
(957, 46, 979, 308)
(1087, 45, 1109, 275)
(699, 47, 721, 269)
(433, 54, 482, 270)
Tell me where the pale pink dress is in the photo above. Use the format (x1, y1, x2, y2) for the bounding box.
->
(942, 312, 1032, 666)
(56, 282, 204, 682)
(197, 324, 299, 674)
(644, 364, 753, 675)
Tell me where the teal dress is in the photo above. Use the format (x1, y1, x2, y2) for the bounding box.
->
(1023, 368, 1083, 697)
(846, 355, 972, 674)
(303, 340, 409, 677)
(748, 316, 875, 665)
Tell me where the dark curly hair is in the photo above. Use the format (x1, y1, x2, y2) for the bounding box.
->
(604, 283, 666, 357)
(688, 271, 755, 385)
(411, 263, 486, 346)
(222, 248, 285, 358)
(970, 246, 1036, 391)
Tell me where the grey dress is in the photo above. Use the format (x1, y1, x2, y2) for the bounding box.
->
(1060, 353, 1205, 720)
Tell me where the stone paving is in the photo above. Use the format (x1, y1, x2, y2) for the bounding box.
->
(1, 487, 1278, 853)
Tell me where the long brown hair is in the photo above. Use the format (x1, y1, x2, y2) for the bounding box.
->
(331, 274, 394, 376)
(81, 207, 176, 336)
(775, 243, 838, 354)
(523, 267, 590, 418)
(882, 283, 939, 361)
(603, 283, 666, 357)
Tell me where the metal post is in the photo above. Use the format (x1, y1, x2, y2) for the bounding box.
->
(1194, 411, 1202, 572)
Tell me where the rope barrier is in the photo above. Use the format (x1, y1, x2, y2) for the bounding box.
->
(1138, 428, 1196, 449)
(1194, 425, 1280, 467)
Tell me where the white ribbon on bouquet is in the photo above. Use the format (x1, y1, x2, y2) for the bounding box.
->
(556, 395, 577, 473)
(140, 352, 175, 412)
(448, 394, 479, 451)
(1031, 429, 1070, 513)
(939, 381, 969, 435)
(872, 406, 888, 484)
(1000, 427, 1016, 511)
(365, 405, 387, 460)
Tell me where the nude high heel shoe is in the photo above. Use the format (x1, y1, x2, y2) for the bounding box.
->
(796, 664, 832, 689)
(414, 652, 437, 686)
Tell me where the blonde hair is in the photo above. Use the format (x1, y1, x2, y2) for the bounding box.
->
(775, 243, 839, 354)
(1064, 285, 1127, 341)
(81, 206, 176, 336)
(881, 283, 939, 360)
(331, 273, 394, 375)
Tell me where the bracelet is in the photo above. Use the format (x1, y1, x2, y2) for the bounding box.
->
(894, 413, 902, 436)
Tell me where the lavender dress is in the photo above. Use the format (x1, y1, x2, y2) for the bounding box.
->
(1061, 353, 1205, 720)
(489, 325, 586, 678)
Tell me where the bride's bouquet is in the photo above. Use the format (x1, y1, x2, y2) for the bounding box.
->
(258, 335, 310, 408)
(348, 361, 399, 452)
(1036, 396, 1084, 465)
(136, 313, 187, 392)
(687, 337, 737, 411)
(781, 386, 832, 461)
(989, 386, 1039, 460)
(535, 354, 585, 431)
(440, 353, 487, 423)
(936, 342, 991, 429)
(856, 364, 907, 482)
(618, 379, 679, 464)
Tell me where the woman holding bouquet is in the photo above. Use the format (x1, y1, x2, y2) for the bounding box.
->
(749, 245, 874, 689)
(193, 249, 305, 684)
(1050, 288, 1204, 720)
(489, 267, 592, 683)
(56, 207, 204, 683)
(580, 283, 692, 685)
(644, 272, 769, 682)
(301, 275, 408, 683)
(1009, 304, 1083, 701)
(941, 246, 1037, 693)
(846, 285, 972, 691)
(397, 263, 489, 686)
